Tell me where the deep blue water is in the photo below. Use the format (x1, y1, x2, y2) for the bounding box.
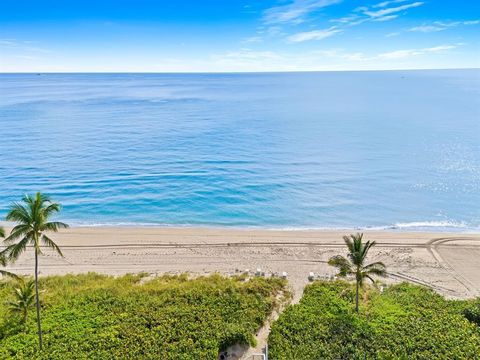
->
(0, 70, 479, 230)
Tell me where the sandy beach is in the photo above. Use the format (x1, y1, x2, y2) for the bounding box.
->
(2, 227, 479, 301)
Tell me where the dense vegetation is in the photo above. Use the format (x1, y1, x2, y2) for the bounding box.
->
(464, 299, 480, 327)
(268, 281, 480, 359)
(0, 273, 286, 359)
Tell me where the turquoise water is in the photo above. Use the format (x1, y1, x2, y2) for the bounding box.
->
(0, 70, 479, 230)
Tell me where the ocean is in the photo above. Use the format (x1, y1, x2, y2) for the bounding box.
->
(0, 70, 479, 231)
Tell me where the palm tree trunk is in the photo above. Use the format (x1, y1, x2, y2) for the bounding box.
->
(34, 250, 43, 350)
(355, 279, 359, 313)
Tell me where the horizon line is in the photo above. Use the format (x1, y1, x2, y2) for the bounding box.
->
(1, 67, 479, 75)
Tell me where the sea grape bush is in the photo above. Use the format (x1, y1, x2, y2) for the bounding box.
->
(268, 281, 480, 360)
(464, 299, 480, 327)
(0, 273, 286, 359)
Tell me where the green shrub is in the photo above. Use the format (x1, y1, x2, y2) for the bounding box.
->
(0, 273, 286, 359)
(464, 299, 480, 326)
(268, 281, 480, 360)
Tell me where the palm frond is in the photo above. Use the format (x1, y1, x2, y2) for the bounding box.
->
(363, 261, 386, 270)
(32, 193, 44, 220)
(0, 227, 4, 238)
(0, 254, 6, 267)
(8, 279, 35, 314)
(3, 237, 30, 262)
(42, 234, 63, 257)
(35, 192, 50, 203)
(43, 221, 69, 232)
(328, 255, 352, 277)
(0, 269, 20, 279)
(364, 261, 387, 277)
(1, 268, 18, 278)
(4, 224, 32, 244)
(42, 203, 61, 219)
(344, 233, 366, 266)
(0, 253, 20, 279)
(6, 203, 32, 224)
(354, 233, 363, 243)
(343, 235, 355, 254)
(360, 240, 376, 262)
(35, 192, 51, 218)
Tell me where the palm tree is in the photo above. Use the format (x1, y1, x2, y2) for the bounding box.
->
(328, 233, 386, 313)
(0, 226, 19, 279)
(7, 279, 36, 324)
(2, 192, 68, 350)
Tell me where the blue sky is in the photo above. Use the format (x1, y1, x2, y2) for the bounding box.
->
(0, 0, 479, 72)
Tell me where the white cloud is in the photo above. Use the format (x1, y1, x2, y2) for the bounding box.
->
(436, 20, 480, 28)
(403, 19, 480, 34)
(310, 49, 369, 61)
(308, 44, 457, 62)
(409, 25, 445, 32)
(427, 45, 457, 52)
(212, 49, 285, 67)
(378, 49, 419, 59)
(363, 2, 424, 18)
(373, 0, 410, 8)
(208, 44, 461, 72)
(15, 55, 42, 61)
(386, 32, 401, 37)
(378, 44, 456, 59)
(280, 0, 422, 46)
(256, 26, 285, 37)
(330, 0, 422, 29)
(354, 6, 369, 13)
(263, 0, 426, 46)
(0, 38, 51, 54)
(287, 27, 341, 42)
(435, 20, 480, 27)
(263, 0, 342, 24)
(372, 15, 399, 22)
(241, 36, 263, 44)
(209, 49, 304, 72)
(330, 15, 361, 23)
(0, 39, 16, 46)
(1, 43, 469, 73)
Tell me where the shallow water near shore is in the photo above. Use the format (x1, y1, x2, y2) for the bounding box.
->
(0, 70, 479, 230)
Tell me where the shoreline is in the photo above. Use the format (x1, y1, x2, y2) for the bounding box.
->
(2, 221, 477, 233)
(2, 226, 480, 300)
